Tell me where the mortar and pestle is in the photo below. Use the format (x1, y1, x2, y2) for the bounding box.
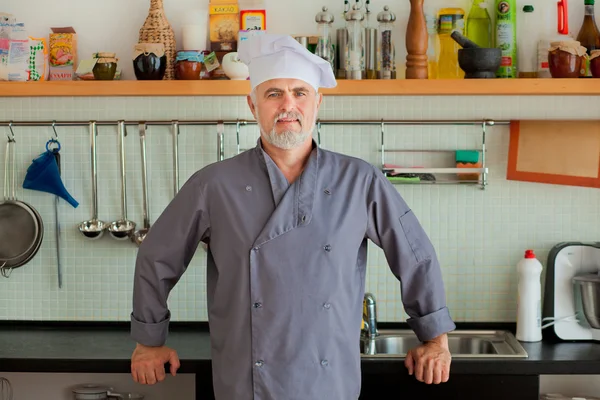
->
(450, 30, 502, 79)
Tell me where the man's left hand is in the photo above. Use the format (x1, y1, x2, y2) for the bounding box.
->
(404, 333, 452, 384)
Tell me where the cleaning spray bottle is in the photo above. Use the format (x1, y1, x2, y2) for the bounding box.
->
(495, 0, 517, 78)
(516, 249, 543, 342)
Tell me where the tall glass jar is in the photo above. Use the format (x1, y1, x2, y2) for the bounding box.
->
(315, 6, 335, 71)
(377, 5, 396, 79)
(345, 4, 365, 80)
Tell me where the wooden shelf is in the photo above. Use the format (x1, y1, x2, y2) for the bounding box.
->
(1, 78, 600, 97)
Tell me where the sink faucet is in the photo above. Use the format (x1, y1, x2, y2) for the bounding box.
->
(362, 292, 379, 338)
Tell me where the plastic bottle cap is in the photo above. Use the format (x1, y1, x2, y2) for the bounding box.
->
(524, 249, 536, 259)
(523, 5, 534, 12)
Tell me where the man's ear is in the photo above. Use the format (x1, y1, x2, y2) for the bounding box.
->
(247, 95, 257, 118)
(316, 92, 323, 110)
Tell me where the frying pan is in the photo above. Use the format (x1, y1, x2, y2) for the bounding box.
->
(0, 137, 44, 278)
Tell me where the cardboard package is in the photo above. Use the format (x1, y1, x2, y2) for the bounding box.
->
(209, 1, 239, 52)
(48, 27, 77, 80)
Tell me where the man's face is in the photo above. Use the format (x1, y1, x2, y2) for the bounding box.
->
(247, 78, 323, 150)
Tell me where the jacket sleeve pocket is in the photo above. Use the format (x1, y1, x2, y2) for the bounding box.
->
(399, 210, 433, 264)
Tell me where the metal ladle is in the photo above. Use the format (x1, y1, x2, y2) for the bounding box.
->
(108, 121, 136, 240)
(132, 123, 150, 246)
(171, 120, 179, 197)
(78, 121, 106, 240)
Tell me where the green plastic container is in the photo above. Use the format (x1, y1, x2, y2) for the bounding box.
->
(495, 0, 517, 78)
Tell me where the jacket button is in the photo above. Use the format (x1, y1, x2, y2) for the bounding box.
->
(253, 247, 259, 251)
(321, 359, 329, 366)
(246, 185, 252, 191)
(255, 360, 264, 367)
(323, 303, 331, 309)
(253, 302, 262, 308)
(324, 244, 331, 252)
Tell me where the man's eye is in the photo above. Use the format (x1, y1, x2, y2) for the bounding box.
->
(268, 93, 279, 98)
(296, 92, 306, 97)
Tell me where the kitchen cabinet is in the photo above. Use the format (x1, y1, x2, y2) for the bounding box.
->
(359, 373, 538, 400)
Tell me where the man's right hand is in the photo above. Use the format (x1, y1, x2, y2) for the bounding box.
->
(131, 343, 181, 385)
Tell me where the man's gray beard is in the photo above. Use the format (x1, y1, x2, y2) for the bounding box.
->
(256, 108, 315, 150)
(263, 128, 313, 150)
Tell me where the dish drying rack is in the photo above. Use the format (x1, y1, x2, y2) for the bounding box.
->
(374, 119, 506, 190)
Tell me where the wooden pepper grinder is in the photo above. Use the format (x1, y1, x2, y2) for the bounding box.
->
(405, 0, 428, 79)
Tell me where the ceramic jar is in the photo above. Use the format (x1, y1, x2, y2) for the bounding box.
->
(548, 41, 587, 78)
(133, 43, 167, 80)
(175, 50, 204, 80)
(92, 52, 118, 80)
(221, 52, 249, 80)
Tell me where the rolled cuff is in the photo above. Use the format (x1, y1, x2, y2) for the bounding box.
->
(407, 307, 456, 342)
(130, 312, 170, 347)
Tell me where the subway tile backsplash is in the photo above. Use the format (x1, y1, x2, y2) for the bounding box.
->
(1, 94, 600, 323)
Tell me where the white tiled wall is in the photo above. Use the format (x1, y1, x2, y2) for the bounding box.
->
(1, 94, 599, 323)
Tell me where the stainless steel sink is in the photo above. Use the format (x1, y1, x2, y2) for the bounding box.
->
(360, 329, 528, 358)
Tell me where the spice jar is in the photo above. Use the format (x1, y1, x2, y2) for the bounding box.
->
(590, 50, 600, 77)
(548, 41, 587, 78)
(314, 6, 335, 71)
(345, 4, 365, 80)
(92, 52, 118, 80)
(175, 50, 204, 80)
(377, 5, 397, 80)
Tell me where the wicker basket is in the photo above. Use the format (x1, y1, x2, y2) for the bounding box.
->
(138, 0, 176, 80)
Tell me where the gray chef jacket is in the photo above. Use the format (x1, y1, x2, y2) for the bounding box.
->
(131, 138, 456, 400)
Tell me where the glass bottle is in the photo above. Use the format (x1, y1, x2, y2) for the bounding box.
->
(376, 5, 396, 79)
(315, 6, 335, 71)
(345, 4, 365, 80)
(426, 13, 440, 79)
(437, 7, 465, 79)
(466, 0, 492, 48)
(576, 0, 600, 76)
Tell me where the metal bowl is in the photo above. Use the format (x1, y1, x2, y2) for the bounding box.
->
(573, 273, 600, 329)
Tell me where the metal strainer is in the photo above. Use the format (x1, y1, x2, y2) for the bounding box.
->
(0, 134, 44, 277)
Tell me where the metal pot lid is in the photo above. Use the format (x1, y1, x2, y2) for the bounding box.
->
(377, 5, 396, 23)
(573, 272, 600, 283)
(345, 4, 364, 21)
(315, 6, 334, 23)
(72, 384, 111, 394)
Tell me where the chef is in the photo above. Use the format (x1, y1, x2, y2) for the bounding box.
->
(130, 33, 456, 400)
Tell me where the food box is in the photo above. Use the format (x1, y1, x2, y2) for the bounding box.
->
(209, 1, 239, 52)
(48, 27, 77, 80)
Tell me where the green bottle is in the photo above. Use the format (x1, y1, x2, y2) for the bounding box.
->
(466, 1, 492, 48)
(495, 0, 517, 78)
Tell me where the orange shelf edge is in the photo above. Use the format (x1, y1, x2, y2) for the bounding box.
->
(1, 78, 599, 97)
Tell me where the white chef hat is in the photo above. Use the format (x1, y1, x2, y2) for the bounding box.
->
(237, 33, 337, 93)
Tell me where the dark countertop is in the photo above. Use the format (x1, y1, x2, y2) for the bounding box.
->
(1, 322, 599, 376)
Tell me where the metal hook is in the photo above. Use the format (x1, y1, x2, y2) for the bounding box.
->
(236, 120, 241, 155)
(380, 120, 385, 168)
(6, 121, 15, 142)
(52, 120, 59, 139)
(217, 121, 225, 161)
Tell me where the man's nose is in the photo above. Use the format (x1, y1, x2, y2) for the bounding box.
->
(279, 93, 297, 112)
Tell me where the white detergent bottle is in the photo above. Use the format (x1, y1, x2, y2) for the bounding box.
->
(516, 249, 543, 342)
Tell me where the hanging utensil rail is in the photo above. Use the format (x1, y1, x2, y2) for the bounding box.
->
(0, 119, 509, 127)
(1, 119, 509, 190)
